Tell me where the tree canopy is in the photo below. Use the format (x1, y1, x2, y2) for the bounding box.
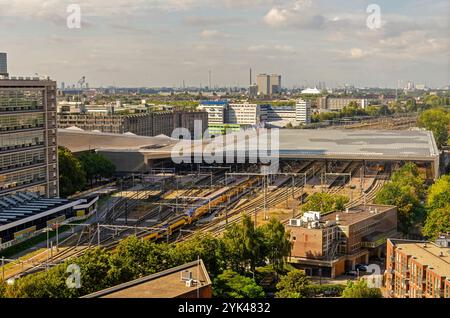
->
(275, 269, 310, 298)
(342, 279, 382, 298)
(375, 163, 425, 234)
(301, 192, 349, 213)
(213, 270, 265, 298)
(79, 152, 116, 186)
(418, 108, 450, 148)
(58, 146, 86, 197)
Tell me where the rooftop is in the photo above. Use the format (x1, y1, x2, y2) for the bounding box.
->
(59, 128, 440, 167)
(321, 204, 396, 226)
(287, 204, 396, 229)
(82, 259, 211, 298)
(391, 239, 450, 279)
(0, 193, 82, 232)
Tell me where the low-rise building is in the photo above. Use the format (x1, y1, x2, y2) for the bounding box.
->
(318, 97, 369, 111)
(286, 204, 398, 278)
(82, 259, 212, 298)
(385, 236, 450, 298)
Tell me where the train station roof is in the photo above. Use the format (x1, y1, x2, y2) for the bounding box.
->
(58, 128, 439, 163)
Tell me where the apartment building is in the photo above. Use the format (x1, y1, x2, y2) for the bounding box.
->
(286, 204, 398, 278)
(226, 103, 265, 125)
(57, 110, 207, 137)
(318, 96, 369, 111)
(0, 77, 59, 197)
(385, 236, 450, 298)
(198, 101, 228, 124)
(295, 99, 312, 124)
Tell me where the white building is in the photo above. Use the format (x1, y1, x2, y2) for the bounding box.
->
(227, 103, 265, 125)
(198, 101, 227, 124)
(301, 87, 321, 95)
(295, 99, 311, 124)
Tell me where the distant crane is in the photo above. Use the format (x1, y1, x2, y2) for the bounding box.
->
(77, 76, 86, 89)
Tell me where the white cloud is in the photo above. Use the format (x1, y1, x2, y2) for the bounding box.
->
(200, 29, 231, 38)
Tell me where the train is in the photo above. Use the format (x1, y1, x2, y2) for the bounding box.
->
(142, 177, 261, 241)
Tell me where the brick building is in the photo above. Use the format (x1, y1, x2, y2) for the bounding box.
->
(286, 204, 398, 278)
(385, 236, 450, 298)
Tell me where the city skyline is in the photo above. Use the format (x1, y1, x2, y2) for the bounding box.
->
(1, 0, 449, 88)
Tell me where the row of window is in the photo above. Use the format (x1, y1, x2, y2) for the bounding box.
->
(0, 113, 44, 131)
(0, 149, 46, 172)
(0, 89, 44, 112)
(0, 166, 47, 191)
(0, 132, 45, 151)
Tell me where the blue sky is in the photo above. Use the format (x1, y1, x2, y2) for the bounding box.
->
(0, 0, 449, 88)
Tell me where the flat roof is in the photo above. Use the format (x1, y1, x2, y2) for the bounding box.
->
(391, 240, 450, 278)
(82, 260, 211, 298)
(320, 204, 395, 226)
(277, 129, 439, 161)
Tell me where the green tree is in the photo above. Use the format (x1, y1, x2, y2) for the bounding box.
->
(171, 234, 226, 278)
(222, 215, 264, 274)
(418, 108, 449, 148)
(275, 269, 310, 298)
(213, 270, 265, 298)
(302, 193, 349, 213)
(375, 163, 425, 234)
(342, 279, 382, 298)
(58, 146, 86, 197)
(422, 204, 450, 240)
(426, 175, 450, 211)
(79, 152, 116, 185)
(260, 218, 292, 272)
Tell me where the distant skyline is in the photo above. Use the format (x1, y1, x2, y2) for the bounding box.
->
(1, 0, 449, 88)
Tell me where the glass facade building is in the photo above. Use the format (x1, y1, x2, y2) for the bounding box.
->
(0, 78, 59, 197)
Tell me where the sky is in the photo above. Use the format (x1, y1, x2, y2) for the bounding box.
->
(0, 0, 449, 88)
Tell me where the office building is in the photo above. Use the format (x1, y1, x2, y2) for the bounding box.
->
(264, 105, 295, 122)
(198, 101, 228, 124)
(270, 74, 281, 94)
(0, 53, 7, 77)
(256, 73, 282, 96)
(296, 99, 311, 124)
(385, 236, 450, 298)
(318, 97, 369, 111)
(287, 204, 398, 278)
(256, 74, 270, 96)
(0, 77, 59, 198)
(226, 103, 265, 125)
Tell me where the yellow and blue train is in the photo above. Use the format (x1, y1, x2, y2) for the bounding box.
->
(143, 177, 260, 241)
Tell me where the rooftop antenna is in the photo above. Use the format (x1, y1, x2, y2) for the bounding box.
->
(250, 68, 252, 86)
